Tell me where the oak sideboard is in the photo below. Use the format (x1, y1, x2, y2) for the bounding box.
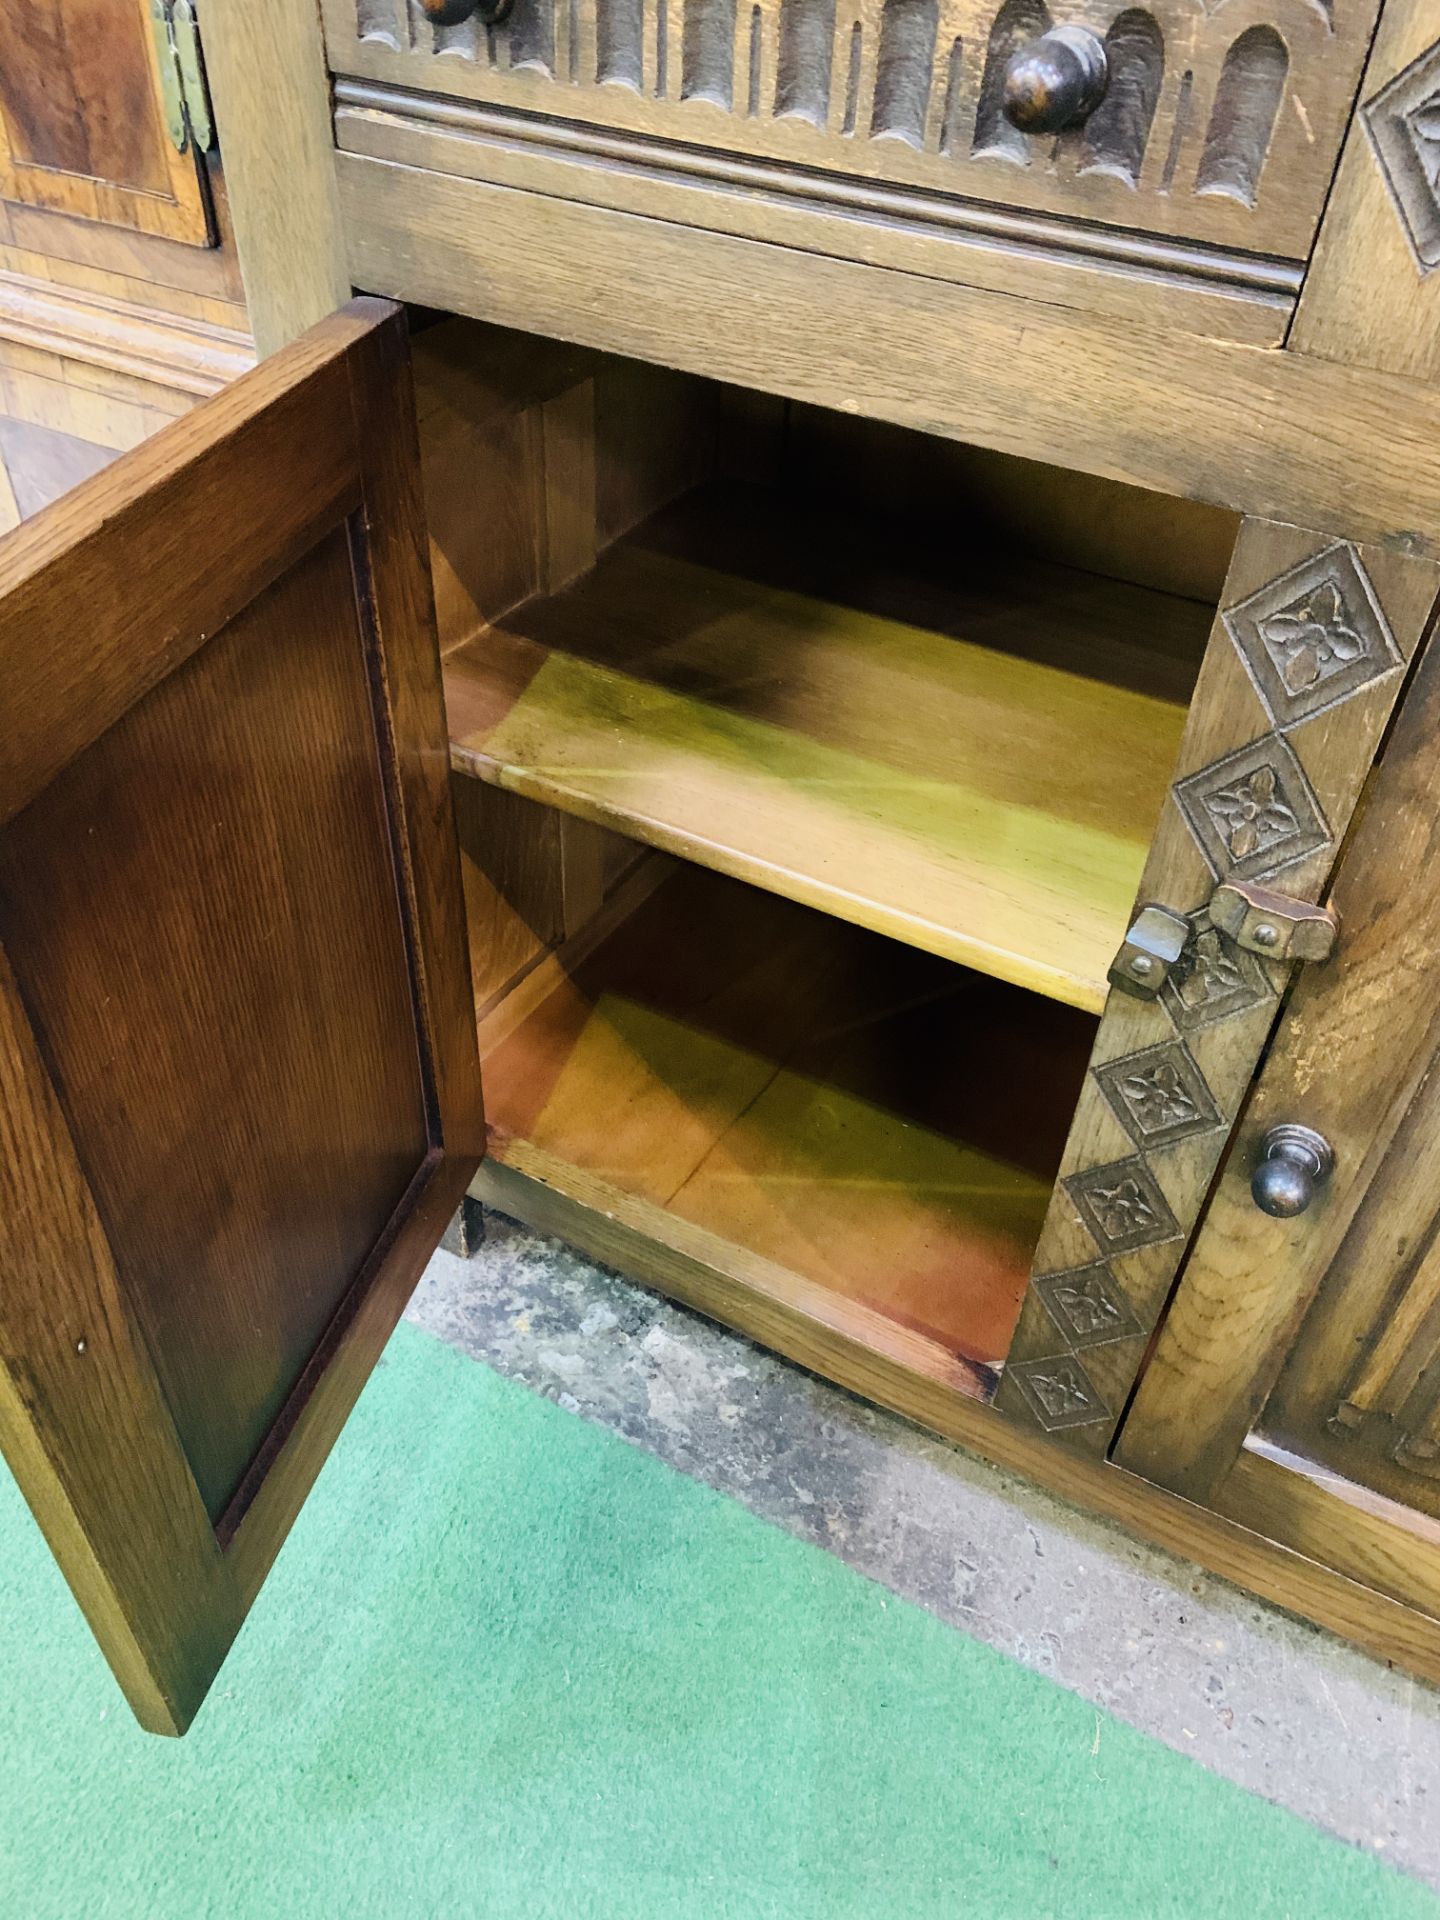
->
(5, 0, 1440, 1731)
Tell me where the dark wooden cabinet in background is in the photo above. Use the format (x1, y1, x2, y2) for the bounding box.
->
(0, 0, 251, 544)
(0, 0, 213, 245)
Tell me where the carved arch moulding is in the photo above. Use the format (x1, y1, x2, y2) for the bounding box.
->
(327, 0, 1379, 260)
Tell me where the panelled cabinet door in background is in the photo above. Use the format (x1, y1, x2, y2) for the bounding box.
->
(0, 0, 213, 244)
(0, 299, 483, 1733)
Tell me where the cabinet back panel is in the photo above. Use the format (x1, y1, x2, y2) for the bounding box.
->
(782, 403, 1240, 607)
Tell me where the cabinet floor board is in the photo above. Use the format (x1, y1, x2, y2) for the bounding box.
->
(478, 865, 1096, 1376)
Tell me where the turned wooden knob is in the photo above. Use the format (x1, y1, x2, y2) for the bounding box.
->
(418, 0, 514, 26)
(1002, 26, 1109, 134)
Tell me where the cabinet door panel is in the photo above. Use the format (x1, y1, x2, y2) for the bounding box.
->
(1114, 612, 1440, 1625)
(0, 299, 483, 1732)
(0, 0, 213, 244)
(995, 522, 1440, 1452)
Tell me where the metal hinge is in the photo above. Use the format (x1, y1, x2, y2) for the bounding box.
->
(1109, 882, 1340, 1000)
(150, 0, 214, 155)
(1108, 903, 1192, 998)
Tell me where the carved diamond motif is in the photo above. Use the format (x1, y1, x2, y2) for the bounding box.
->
(1034, 1263, 1140, 1350)
(1094, 1041, 1222, 1151)
(1065, 1156, 1182, 1257)
(1364, 42, 1440, 273)
(1009, 1354, 1110, 1432)
(1161, 914, 1273, 1032)
(1174, 735, 1330, 883)
(1224, 546, 1402, 727)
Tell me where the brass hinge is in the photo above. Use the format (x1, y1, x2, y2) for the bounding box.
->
(150, 0, 214, 155)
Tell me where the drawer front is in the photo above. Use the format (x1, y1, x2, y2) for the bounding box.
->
(324, 0, 1378, 268)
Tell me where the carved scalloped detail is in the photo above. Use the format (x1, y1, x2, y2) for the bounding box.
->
(1078, 9, 1164, 187)
(1195, 24, 1288, 208)
(971, 0, 1050, 164)
(598, 0, 645, 86)
(871, 0, 940, 146)
(775, 0, 837, 122)
(352, 0, 1325, 230)
(683, 0, 738, 105)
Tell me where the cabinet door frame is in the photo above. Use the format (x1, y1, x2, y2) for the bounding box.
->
(0, 0, 213, 246)
(0, 299, 483, 1734)
(1113, 605, 1440, 1621)
(995, 519, 1440, 1453)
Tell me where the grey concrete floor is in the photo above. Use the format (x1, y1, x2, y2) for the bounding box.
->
(406, 1209, 1440, 1895)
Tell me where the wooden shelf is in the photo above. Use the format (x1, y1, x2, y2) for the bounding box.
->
(445, 488, 1208, 1014)
(478, 865, 1096, 1383)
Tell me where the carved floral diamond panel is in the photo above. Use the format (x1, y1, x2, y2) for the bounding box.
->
(1034, 1263, 1140, 1350)
(1224, 545, 1403, 727)
(1161, 912, 1274, 1033)
(1364, 41, 1440, 273)
(1094, 1040, 1223, 1152)
(1173, 734, 1330, 884)
(1065, 1156, 1183, 1258)
(1008, 1354, 1110, 1433)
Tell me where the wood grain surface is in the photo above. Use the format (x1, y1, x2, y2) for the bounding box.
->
(999, 520, 1440, 1453)
(1293, 0, 1440, 383)
(199, 0, 349, 350)
(323, 0, 1372, 263)
(1118, 589, 1440, 1503)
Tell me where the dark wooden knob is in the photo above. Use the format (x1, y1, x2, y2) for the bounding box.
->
(1002, 26, 1109, 134)
(418, 0, 514, 26)
(1251, 1124, 1334, 1219)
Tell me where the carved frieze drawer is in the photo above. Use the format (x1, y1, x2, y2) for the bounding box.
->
(324, 0, 1380, 332)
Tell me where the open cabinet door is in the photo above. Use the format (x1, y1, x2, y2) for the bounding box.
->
(0, 299, 483, 1734)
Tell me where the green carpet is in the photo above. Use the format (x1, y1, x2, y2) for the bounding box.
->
(0, 1321, 1433, 1920)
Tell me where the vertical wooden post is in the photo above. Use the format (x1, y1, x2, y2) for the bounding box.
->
(200, 0, 351, 354)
